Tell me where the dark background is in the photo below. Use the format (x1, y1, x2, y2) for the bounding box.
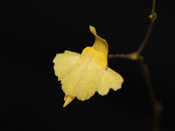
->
(1, 0, 175, 131)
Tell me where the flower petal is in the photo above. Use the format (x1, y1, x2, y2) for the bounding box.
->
(90, 25, 108, 56)
(61, 62, 99, 101)
(98, 68, 124, 95)
(61, 47, 107, 101)
(53, 51, 80, 80)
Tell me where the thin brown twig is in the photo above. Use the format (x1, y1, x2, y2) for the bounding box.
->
(138, 56, 163, 131)
(136, 0, 157, 55)
(108, 0, 157, 60)
(108, 0, 162, 131)
(108, 54, 130, 59)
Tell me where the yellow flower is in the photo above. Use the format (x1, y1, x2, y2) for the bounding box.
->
(53, 26, 124, 107)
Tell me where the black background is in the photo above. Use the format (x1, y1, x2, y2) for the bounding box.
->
(1, 0, 175, 131)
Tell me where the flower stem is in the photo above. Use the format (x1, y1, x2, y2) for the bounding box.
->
(136, 0, 157, 55)
(108, 0, 157, 60)
(108, 0, 162, 131)
(138, 56, 163, 131)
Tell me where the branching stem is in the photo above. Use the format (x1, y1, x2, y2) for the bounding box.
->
(108, 0, 157, 60)
(108, 0, 162, 131)
(138, 56, 163, 131)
